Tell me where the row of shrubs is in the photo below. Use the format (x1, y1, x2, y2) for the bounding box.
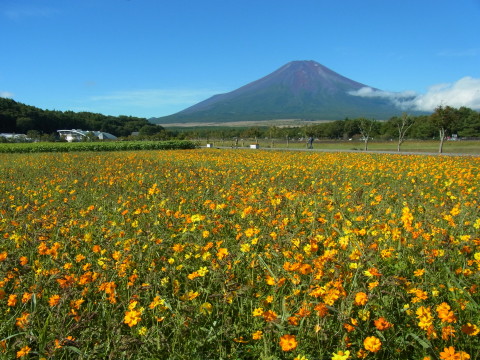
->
(0, 140, 197, 153)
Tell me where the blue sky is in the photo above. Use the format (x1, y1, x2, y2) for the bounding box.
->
(1, 0, 480, 119)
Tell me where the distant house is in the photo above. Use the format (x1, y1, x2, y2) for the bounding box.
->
(57, 129, 117, 142)
(0, 133, 28, 141)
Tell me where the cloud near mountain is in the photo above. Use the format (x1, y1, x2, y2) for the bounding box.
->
(349, 76, 480, 112)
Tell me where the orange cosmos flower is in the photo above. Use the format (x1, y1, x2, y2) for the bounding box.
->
(216, 248, 228, 260)
(439, 346, 461, 360)
(279, 334, 298, 351)
(374, 317, 393, 331)
(314, 302, 329, 317)
(414, 268, 425, 277)
(16, 346, 31, 358)
(70, 298, 85, 310)
(262, 310, 278, 322)
(354, 292, 368, 306)
(441, 325, 456, 340)
(436, 302, 457, 323)
(363, 336, 381, 352)
(7, 294, 17, 306)
(288, 316, 299, 326)
(15, 312, 30, 329)
(49, 294, 61, 307)
(298, 263, 312, 275)
(21, 293, 32, 303)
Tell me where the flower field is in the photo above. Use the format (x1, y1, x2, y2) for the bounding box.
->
(0, 149, 479, 359)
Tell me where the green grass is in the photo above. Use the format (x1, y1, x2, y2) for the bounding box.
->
(201, 139, 480, 154)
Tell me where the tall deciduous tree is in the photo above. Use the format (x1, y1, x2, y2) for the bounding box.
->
(430, 106, 459, 153)
(394, 113, 415, 152)
(358, 118, 377, 151)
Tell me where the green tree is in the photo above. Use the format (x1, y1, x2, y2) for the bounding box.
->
(408, 115, 436, 139)
(16, 116, 34, 133)
(324, 120, 344, 139)
(26, 130, 41, 141)
(83, 131, 98, 142)
(343, 118, 360, 139)
(457, 107, 480, 138)
(241, 127, 263, 140)
(139, 124, 164, 136)
(430, 105, 460, 153)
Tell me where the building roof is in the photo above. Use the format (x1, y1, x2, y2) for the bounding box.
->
(57, 129, 117, 140)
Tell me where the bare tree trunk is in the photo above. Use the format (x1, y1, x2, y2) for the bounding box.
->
(364, 138, 368, 151)
(396, 113, 414, 153)
(438, 128, 445, 153)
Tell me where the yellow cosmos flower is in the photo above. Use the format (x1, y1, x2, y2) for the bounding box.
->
(252, 330, 263, 340)
(199, 302, 213, 315)
(124, 309, 142, 327)
(252, 308, 264, 316)
(332, 350, 351, 360)
(363, 336, 381, 352)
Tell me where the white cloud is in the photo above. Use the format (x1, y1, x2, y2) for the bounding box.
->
(348, 77, 480, 112)
(412, 77, 480, 111)
(0, 91, 14, 98)
(348, 87, 418, 110)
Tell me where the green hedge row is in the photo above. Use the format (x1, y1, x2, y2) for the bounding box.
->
(0, 140, 197, 153)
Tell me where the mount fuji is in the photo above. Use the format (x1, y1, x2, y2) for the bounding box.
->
(152, 60, 406, 124)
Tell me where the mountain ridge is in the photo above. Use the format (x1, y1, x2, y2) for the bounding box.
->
(151, 60, 405, 124)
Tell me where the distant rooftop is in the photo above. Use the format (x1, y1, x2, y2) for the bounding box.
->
(57, 129, 117, 142)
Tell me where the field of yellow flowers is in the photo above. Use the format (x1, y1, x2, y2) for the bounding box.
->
(1, 149, 479, 359)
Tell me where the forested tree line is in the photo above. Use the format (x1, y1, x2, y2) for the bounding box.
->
(0, 98, 163, 138)
(1, 97, 479, 144)
(175, 106, 480, 142)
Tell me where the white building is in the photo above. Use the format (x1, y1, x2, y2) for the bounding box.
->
(0, 133, 27, 141)
(57, 129, 117, 142)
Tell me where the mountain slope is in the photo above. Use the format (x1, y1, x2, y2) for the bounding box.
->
(152, 60, 403, 123)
